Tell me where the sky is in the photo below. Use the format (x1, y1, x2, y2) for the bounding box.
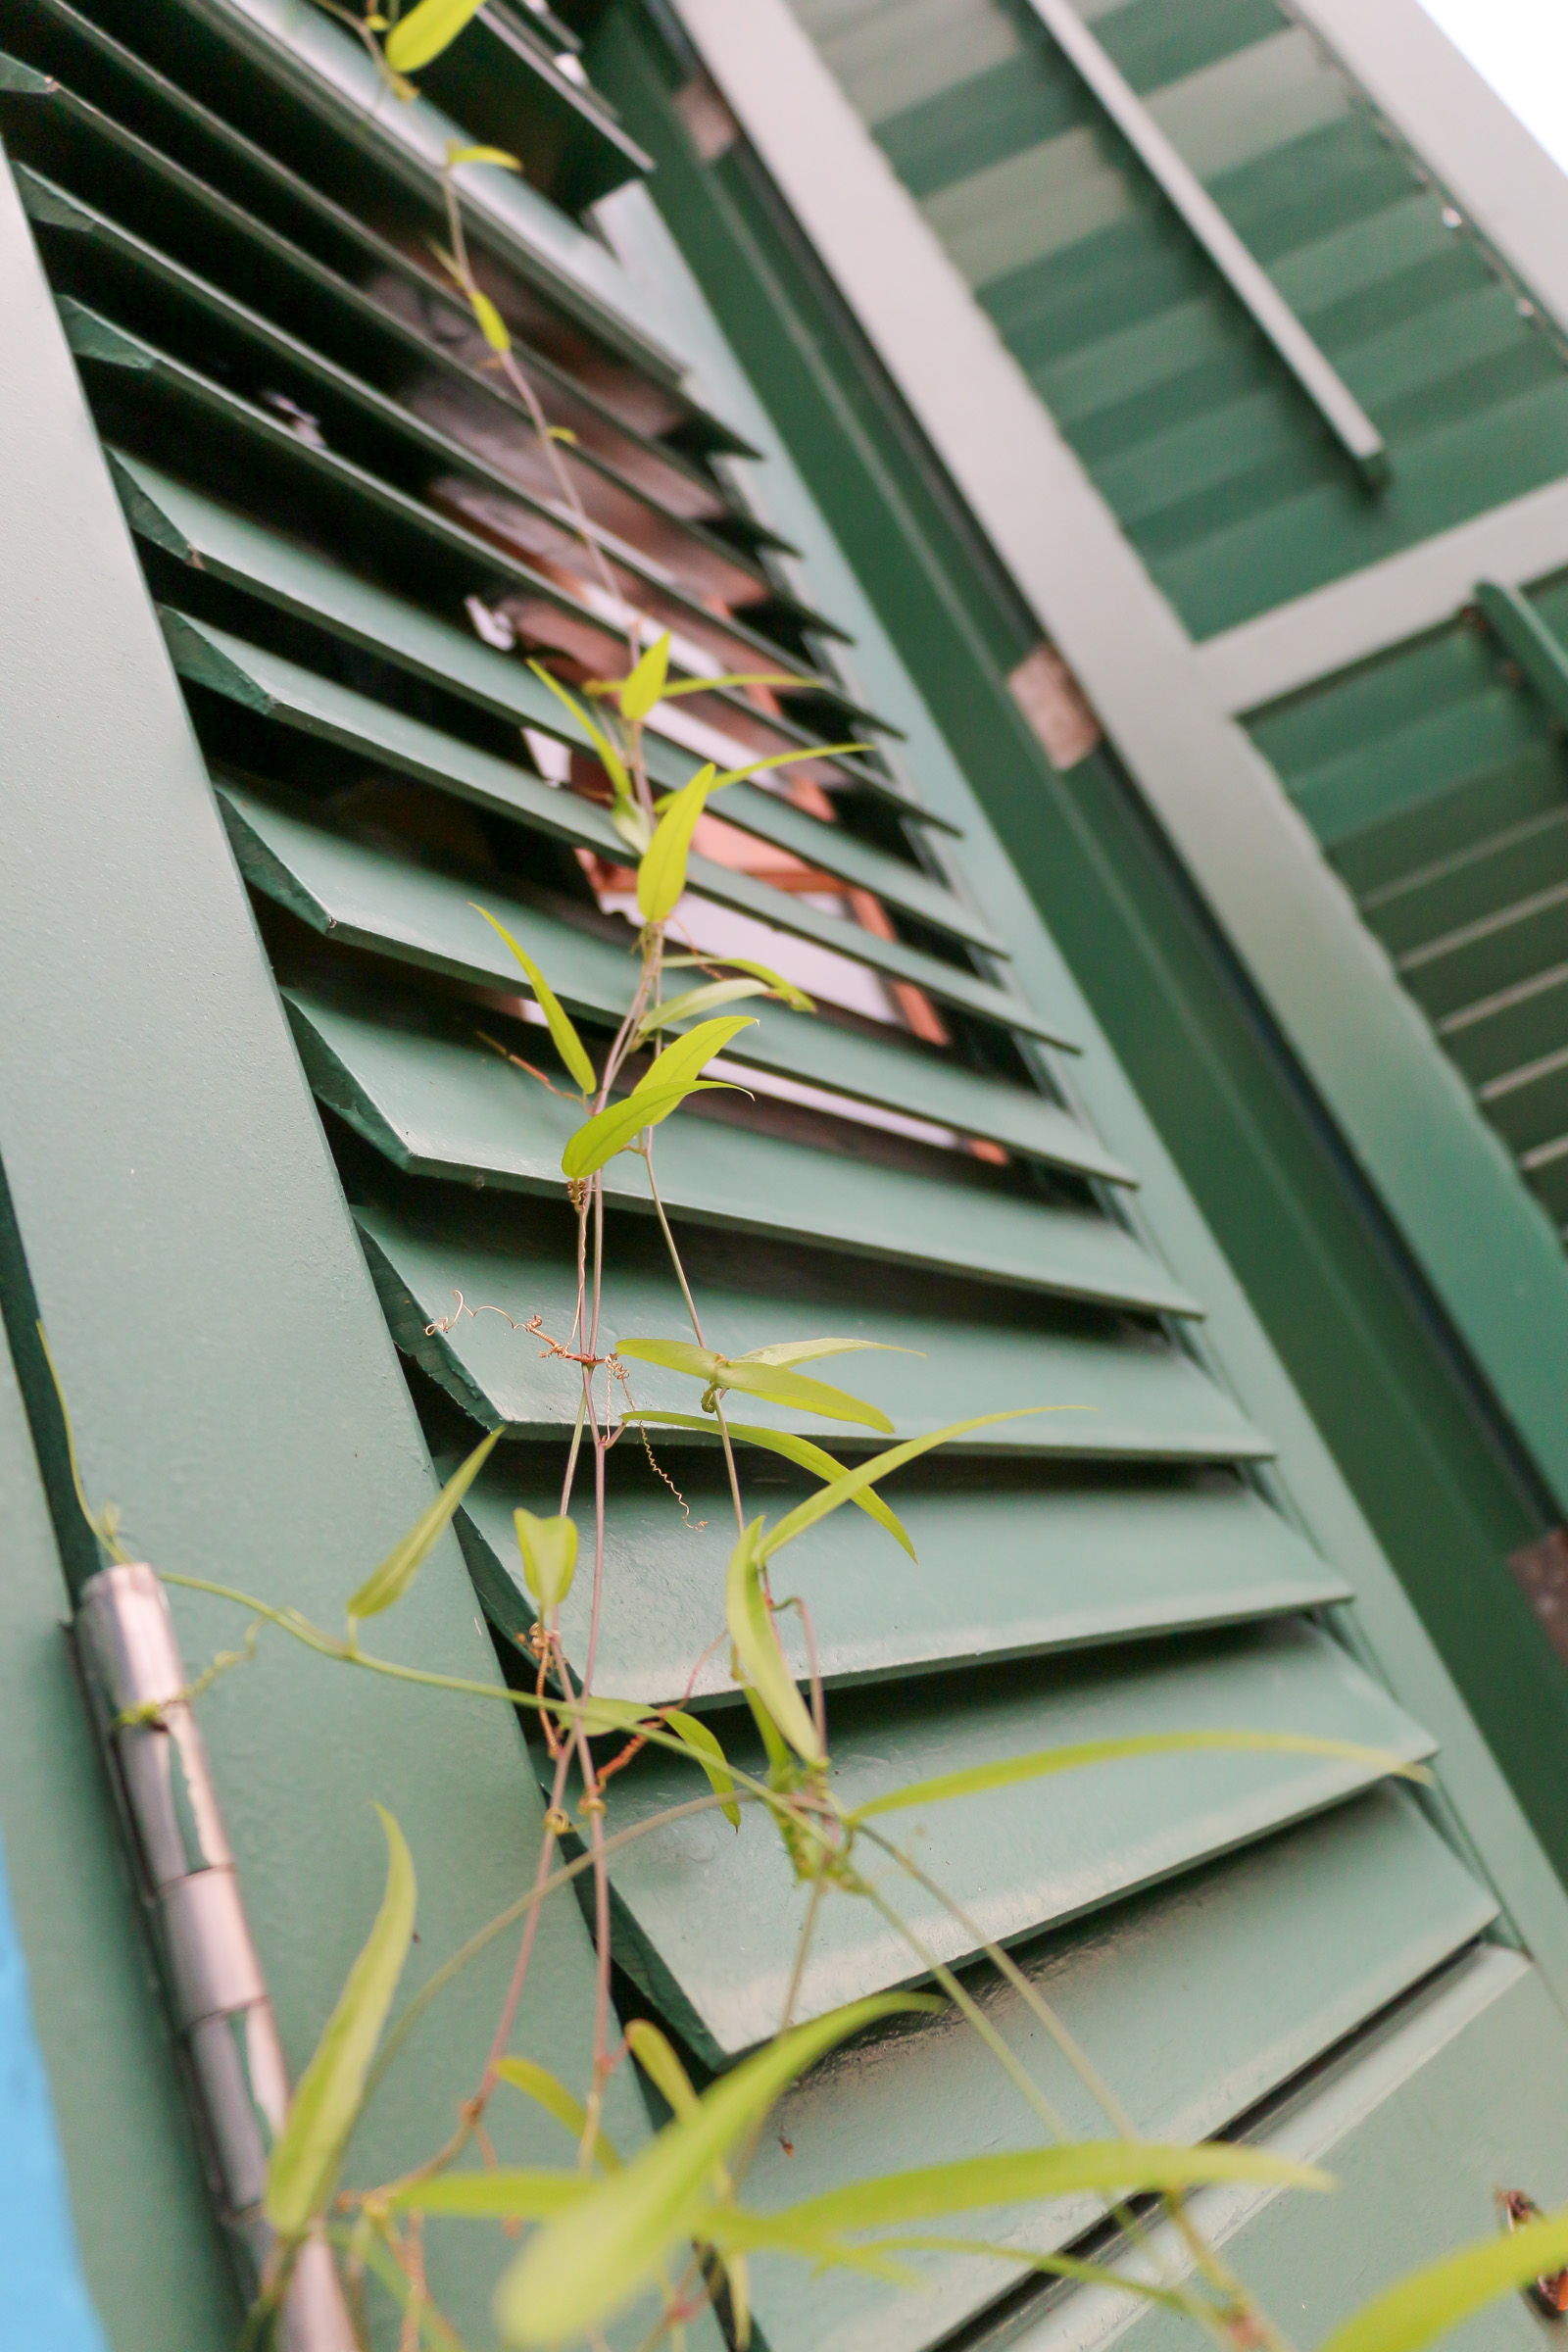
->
(1417, 0, 1568, 174)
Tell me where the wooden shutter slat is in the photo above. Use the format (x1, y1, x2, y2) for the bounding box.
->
(17, 155, 828, 636)
(16, 19, 1514, 2351)
(459, 1462, 1348, 1703)
(220, 787, 1099, 1164)
(740, 1788, 1494, 2352)
(112, 0, 697, 384)
(109, 450, 952, 835)
(354, 1203, 1268, 1456)
(286, 988, 1196, 1309)
(0, 0, 775, 546)
(169, 625, 1059, 1029)
(63, 296, 871, 735)
(568, 1617, 1435, 2060)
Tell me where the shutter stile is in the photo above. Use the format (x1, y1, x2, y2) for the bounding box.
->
(8, 2, 1515, 2346)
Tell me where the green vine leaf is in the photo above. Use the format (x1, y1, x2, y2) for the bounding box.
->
(618, 632, 671, 722)
(717, 2139, 1332, 2243)
(347, 1427, 502, 1624)
(637, 978, 774, 1036)
(664, 954, 814, 1012)
(706, 743, 869, 792)
(561, 1014, 758, 1178)
(445, 143, 522, 172)
(561, 1081, 735, 1182)
(264, 1809, 416, 2237)
(662, 1708, 742, 1828)
(760, 1408, 1074, 1561)
(565, 1695, 741, 1827)
(388, 2168, 591, 2217)
(527, 662, 646, 846)
(847, 1731, 1431, 1827)
(493, 1993, 943, 2346)
(738, 1337, 918, 1372)
(744, 1685, 794, 1781)
(470, 905, 596, 1095)
(659, 671, 811, 699)
(514, 1509, 577, 1611)
(468, 286, 512, 355)
(625, 2019, 701, 2121)
(493, 2059, 621, 2170)
(727, 1518, 821, 1763)
(1317, 2206, 1568, 2352)
(641, 1013, 759, 1094)
(622, 1413, 916, 1558)
(638, 763, 719, 924)
(383, 0, 488, 72)
(616, 1339, 895, 1432)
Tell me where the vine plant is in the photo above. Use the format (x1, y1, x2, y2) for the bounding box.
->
(82, 0, 1568, 2346)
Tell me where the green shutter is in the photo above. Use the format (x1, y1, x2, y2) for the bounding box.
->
(1249, 579, 1568, 1231)
(792, 0, 1568, 635)
(4, 2, 1556, 2348)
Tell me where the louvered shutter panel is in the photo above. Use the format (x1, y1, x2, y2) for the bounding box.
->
(787, 0, 1568, 637)
(1248, 586, 1568, 1234)
(2, 4, 1557, 2349)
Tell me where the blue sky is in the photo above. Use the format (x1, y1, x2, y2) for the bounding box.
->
(1418, 0, 1568, 173)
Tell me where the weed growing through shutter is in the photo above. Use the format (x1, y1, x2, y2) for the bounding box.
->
(63, 7, 1568, 2346)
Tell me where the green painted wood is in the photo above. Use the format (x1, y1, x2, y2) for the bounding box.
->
(1014, 3, 1387, 481)
(0, 1230, 238, 2350)
(1047, 1946, 1564, 2352)
(0, 0, 776, 550)
(0, 20, 785, 598)
(220, 786, 1115, 1172)
(461, 1455, 1348, 1702)
(2, 67, 846, 658)
(1098, 0, 1283, 95)
(1477, 576, 1568, 727)
(1252, 596, 1568, 1234)
(739, 1788, 1494, 2352)
(1155, 375, 1568, 636)
(170, 618, 1050, 1031)
(132, 0, 698, 387)
(57, 289, 858, 731)
(804, 0, 1568, 634)
(0, 136, 651, 2342)
(569, 1616, 1435, 2058)
(286, 985, 1195, 1307)
(6, 9, 1551, 2342)
(355, 1198, 1268, 1455)
(107, 452, 953, 836)
(167, 605, 1019, 1005)
(19, 163, 840, 676)
(354, 0, 656, 215)
(1358, 808, 1568, 961)
(1396, 889, 1568, 1025)
(586, 9, 1568, 2044)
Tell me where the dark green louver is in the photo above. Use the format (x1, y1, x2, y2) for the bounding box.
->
(0, 3, 1548, 2349)
(796, 0, 1568, 635)
(1250, 576, 1568, 1230)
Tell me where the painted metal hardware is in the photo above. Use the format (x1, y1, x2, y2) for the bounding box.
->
(1019, 0, 1389, 486)
(1500, 2189, 1568, 2315)
(74, 1563, 355, 2352)
(1476, 579, 1568, 729)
